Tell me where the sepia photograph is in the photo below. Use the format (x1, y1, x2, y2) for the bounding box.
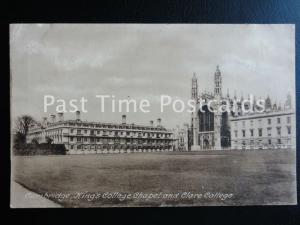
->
(10, 24, 296, 207)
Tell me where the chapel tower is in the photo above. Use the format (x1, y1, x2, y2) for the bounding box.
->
(191, 73, 199, 148)
(213, 65, 222, 150)
(214, 65, 222, 97)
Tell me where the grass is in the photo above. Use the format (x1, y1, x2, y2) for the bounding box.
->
(12, 149, 296, 207)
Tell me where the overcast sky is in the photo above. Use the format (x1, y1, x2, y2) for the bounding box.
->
(10, 24, 295, 129)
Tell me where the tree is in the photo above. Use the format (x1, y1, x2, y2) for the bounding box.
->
(14, 115, 36, 145)
(31, 138, 39, 145)
(12, 132, 26, 154)
(46, 136, 53, 144)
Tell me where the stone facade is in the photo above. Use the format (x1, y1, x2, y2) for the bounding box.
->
(230, 105, 295, 150)
(190, 66, 295, 151)
(27, 112, 175, 154)
(191, 66, 231, 151)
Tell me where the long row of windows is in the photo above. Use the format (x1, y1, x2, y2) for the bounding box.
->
(235, 116, 291, 127)
(234, 138, 292, 147)
(234, 126, 291, 138)
(70, 137, 171, 144)
(69, 129, 171, 138)
(66, 122, 166, 131)
(70, 145, 172, 150)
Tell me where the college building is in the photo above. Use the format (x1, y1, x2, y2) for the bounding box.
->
(190, 66, 231, 151)
(190, 66, 295, 151)
(26, 66, 295, 153)
(230, 96, 295, 150)
(26, 111, 175, 154)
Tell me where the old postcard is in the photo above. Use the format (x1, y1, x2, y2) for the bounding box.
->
(10, 24, 296, 207)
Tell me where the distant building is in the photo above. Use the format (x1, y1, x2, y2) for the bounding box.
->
(26, 112, 175, 154)
(174, 123, 189, 151)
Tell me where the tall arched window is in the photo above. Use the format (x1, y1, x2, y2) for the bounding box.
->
(198, 105, 214, 132)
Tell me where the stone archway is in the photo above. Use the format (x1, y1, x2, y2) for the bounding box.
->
(203, 139, 210, 149)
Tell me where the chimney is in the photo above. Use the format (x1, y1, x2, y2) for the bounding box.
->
(58, 112, 64, 122)
(76, 111, 80, 121)
(157, 118, 161, 127)
(122, 115, 126, 124)
(150, 120, 154, 127)
(50, 114, 56, 123)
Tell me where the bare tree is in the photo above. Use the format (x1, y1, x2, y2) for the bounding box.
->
(14, 115, 36, 144)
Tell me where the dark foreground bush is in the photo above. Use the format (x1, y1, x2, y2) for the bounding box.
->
(13, 143, 66, 156)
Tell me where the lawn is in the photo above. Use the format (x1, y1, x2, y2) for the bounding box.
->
(12, 149, 297, 207)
